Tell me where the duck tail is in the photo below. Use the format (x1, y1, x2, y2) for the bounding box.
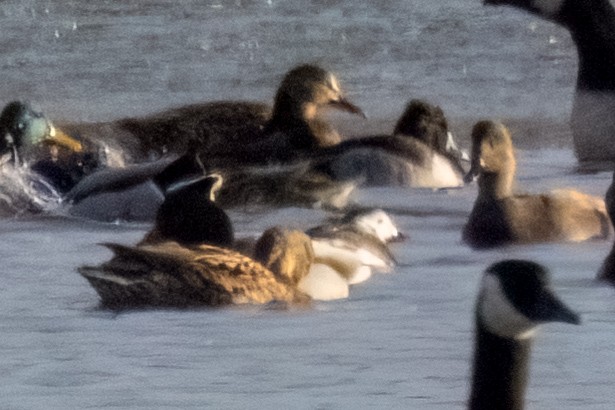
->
(78, 265, 151, 309)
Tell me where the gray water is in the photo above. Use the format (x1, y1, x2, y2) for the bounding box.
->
(1, 1, 615, 409)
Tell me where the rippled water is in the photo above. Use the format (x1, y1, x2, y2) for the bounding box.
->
(2, 1, 615, 409)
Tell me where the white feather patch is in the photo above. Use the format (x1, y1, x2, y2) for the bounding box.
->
(478, 274, 538, 340)
(298, 264, 349, 301)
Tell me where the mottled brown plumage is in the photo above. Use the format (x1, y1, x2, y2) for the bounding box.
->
(79, 231, 313, 309)
(463, 120, 611, 249)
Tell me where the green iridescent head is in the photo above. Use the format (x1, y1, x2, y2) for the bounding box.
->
(0, 100, 82, 161)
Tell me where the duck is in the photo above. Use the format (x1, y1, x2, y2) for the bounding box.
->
(49, 64, 365, 170)
(258, 208, 404, 301)
(78, 229, 313, 309)
(463, 120, 611, 248)
(0, 101, 87, 216)
(306, 208, 404, 285)
(139, 174, 389, 301)
(79, 171, 316, 308)
(64, 153, 207, 222)
(311, 99, 467, 188)
(65, 153, 357, 220)
(214, 162, 357, 209)
(484, 0, 615, 168)
(469, 259, 580, 410)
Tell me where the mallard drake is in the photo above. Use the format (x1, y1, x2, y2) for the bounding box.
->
(463, 120, 611, 248)
(312, 99, 467, 187)
(469, 260, 580, 409)
(64, 154, 206, 222)
(484, 0, 615, 167)
(0, 101, 86, 216)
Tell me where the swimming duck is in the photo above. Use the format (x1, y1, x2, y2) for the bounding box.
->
(463, 120, 610, 248)
(78, 228, 313, 309)
(484, 0, 615, 167)
(214, 162, 357, 209)
(277, 208, 403, 301)
(0, 101, 86, 216)
(140, 171, 369, 301)
(79, 169, 315, 308)
(469, 260, 580, 410)
(63, 154, 355, 220)
(64, 153, 206, 222)
(311, 99, 467, 187)
(52, 64, 364, 169)
(305, 208, 403, 286)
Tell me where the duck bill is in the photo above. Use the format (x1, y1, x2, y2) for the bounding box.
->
(535, 289, 581, 325)
(330, 97, 366, 119)
(389, 231, 408, 243)
(45, 125, 83, 152)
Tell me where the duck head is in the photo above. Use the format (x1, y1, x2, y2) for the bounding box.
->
(157, 173, 232, 247)
(272, 64, 366, 121)
(477, 260, 580, 339)
(342, 208, 407, 243)
(0, 101, 82, 164)
(394, 99, 450, 153)
(464, 120, 516, 198)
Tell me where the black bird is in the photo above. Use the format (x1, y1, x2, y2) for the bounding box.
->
(469, 260, 580, 410)
(484, 0, 615, 168)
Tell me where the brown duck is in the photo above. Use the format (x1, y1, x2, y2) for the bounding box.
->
(79, 174, 314, 309)
(463, 120, 611, 249)
(54, 64, 364, 168)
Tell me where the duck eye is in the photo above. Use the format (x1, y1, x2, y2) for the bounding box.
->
(17, 122, 25, 130)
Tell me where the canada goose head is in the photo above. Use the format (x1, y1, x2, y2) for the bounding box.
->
(0, 101, 82, 164)
(272, 64, 366, 121)
(484, 0, 567, 20)
(470, 259, 580, 410)
(341, 208, 406, 243)
(156, 173, 233, 247)
(477, 260, 580, 339)
(464, 120, 516, 198)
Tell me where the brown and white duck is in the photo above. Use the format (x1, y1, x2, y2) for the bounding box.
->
(463, 120, 611, 248)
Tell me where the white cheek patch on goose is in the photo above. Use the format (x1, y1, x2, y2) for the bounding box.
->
(479, 274, 539, 340)
(532, 0, 565, 16)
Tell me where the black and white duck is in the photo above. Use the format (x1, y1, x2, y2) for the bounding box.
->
(312, 99, 467, 188)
